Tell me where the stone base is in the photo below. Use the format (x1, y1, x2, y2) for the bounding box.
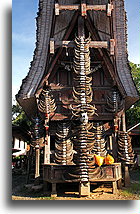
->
(51, 183, 57, 197)
(51, 193, 57, 197)
(79, 182, 90, 197)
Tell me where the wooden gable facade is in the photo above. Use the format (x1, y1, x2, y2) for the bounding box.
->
(16, 0, 139, 118)
(16, 0, 139, 196)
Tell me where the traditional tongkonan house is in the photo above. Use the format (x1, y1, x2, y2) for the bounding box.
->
(16, 0, 139, 196)
(127, 123, 140, 167)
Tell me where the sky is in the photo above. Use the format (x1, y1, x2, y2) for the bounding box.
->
(12, 0, 140, 102)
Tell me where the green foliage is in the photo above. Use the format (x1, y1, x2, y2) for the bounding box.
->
(126, 62, 140, 127)
(121, 183, 140, 197)
(12, 102, 32, 129)
(129, 62, 140, 91)
(126, 105, 140, 126)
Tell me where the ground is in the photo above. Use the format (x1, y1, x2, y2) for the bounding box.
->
(12, 167, 140, 200)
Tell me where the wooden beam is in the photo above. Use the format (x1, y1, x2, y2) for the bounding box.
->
(59, 4, 79, 11)
(90, 41, 108, 49)
(55, 41, 75, 48)
(55, 3, 113, 16)
(50, 85, 112, 90)
(50, 40, 114, 51)
(55, 3, 79, 15)
(50, 113, 114, 121)
(86, 5, 106, 11)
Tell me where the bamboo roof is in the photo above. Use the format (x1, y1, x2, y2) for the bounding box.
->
(16, 0, 139, 117)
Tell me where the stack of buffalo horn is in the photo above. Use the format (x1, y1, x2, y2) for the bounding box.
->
(69, 36, 98, 182)
(37, 88, 56, 116)
(118, 131, 134, 165)
(55, 122, 73, 165)
(92, 122, 107, 157)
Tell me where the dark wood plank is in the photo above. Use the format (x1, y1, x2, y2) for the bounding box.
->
(38, 11, 79, 90)
(85, 16, 126, 97)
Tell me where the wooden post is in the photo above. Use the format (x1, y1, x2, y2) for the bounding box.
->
(122, 111, 131, 187)
(117, 179, 122, 189)
(79, 182, 90, 197)
(50, 38, 55, 54)
(51, 183, 57, 197)
(55, 3, 59, 15)
(44, 134, 50, 164)
(44, 90, 51, 164)
(81, 0, 87, 16)
(122, 112, 126, 132)
(109, 135, 113, 151)
(112, 133, 118, 161)
(124, 165, 130, 187)
(112, 116, 119, 161)
(112, 119, 118, 162)
(35, 144, 40, 179)
(110, 39, 115, 55)
(78, 15, 85, 37)
(43, 181, 49, 192)
(112, 181, 117, 194)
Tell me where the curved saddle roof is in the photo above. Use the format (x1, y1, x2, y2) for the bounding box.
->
(16, 0, 139, 116)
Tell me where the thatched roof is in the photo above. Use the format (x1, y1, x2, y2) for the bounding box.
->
(16, 0, 139, 117)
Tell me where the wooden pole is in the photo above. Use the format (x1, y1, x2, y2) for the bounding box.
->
(122, 112, 126, 132)
(51, 183, 57, 197)
(122, 111, 130, 187)
(44, 132, 50, 164)
(109, 135, 113, 151)
(44, 89, 51, 164)
(124, 165, 130, 187)
(35, 144, 40, 179)
(112, 133, 118, 161)
(77, 15, 90, 197)
(112, 118, 118, 161)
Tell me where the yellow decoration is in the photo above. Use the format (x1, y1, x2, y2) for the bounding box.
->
(94, 154, 105, 166)
(104, 154, 114, 165)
